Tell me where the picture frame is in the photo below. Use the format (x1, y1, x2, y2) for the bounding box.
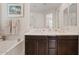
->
(7, 3, 23, 17)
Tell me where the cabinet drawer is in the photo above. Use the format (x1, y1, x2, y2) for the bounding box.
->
(49, 40, 56, 48)
(49, 49, 56, 55)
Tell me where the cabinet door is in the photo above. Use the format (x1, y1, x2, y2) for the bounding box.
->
(25, 36, 37, 55)
(25, 36, 48, 55)
(38, 38, 48, 55)
(58, 36, 78, 55)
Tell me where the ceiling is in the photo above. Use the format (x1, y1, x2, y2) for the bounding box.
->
(30, 3, 61, 13)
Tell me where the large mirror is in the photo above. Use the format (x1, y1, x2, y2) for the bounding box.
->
(29, 3, 61, 29)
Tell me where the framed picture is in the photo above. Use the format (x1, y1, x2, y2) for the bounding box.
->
(8, 3, 23, 17)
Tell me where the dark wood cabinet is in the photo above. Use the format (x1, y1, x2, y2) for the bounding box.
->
(25, 35, 78, 55)
(25, 36, 48, 55)
(25, 39, 37, 55)
(57, 36, 78, 55)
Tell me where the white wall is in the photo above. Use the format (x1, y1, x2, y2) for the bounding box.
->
(1, 3, 27, 35)
(0, 3, 29, 35)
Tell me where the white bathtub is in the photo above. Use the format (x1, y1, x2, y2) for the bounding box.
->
(0, 38, 25, 55)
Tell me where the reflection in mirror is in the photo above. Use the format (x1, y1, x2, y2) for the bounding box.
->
(30, 3, 46, 28)
(30, 3, 61, 29)
(30, 12, 45, 28)
(64, 3, 77, 26)
(46, 13, 53, 29)
(69, 4, 77, 26)
(64, 8, 68, 26)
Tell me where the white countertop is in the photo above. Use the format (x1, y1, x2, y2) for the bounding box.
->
(0, 38, 24, 55)
(25, 28, 79, 35)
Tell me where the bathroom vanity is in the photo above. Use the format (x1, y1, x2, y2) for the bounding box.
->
(25, 35, 78, 55)
(25, 3, 78, 55)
